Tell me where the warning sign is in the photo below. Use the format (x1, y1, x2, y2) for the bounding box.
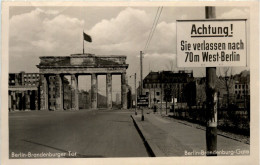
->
(137, 95, 149, 107)
(177, 19, 247, 67)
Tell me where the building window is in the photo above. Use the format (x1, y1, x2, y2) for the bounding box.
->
(156, 92, 160, 96)
(146, 92, 149, 96)
(235, 85, 237, 89)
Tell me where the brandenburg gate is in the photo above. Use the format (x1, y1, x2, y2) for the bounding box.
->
(37, 54, 129, 110)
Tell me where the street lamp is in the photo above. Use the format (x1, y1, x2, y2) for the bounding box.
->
(130, 73, 137, 115)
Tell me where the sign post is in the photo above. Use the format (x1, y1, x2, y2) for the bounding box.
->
(138, 95, 148, 121)
(176, 7, 247, 156)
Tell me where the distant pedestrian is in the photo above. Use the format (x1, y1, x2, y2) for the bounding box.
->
(153, 105, 157, 114)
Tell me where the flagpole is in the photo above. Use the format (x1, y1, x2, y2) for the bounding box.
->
(83, 30, 85, 54)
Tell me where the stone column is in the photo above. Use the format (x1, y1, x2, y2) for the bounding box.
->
(25, 91, 31, 110)
(91, 73, 98, 109)
(71, 74, 79, 110)
(21, 91, 25, 110)
(121, 72, 127, 109)
(106, 73, 112, 109)
(35, 90, 39, 110)
(40, 74, 48, 110)
(17, 93, 21, 110)
(12, 92, 16, 110)
(8, 91, 11, 111)
(55, 74, 64, 110)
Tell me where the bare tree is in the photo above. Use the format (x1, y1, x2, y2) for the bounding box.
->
(196, 80, 206, 108)
(218, 67, 233, 107)
(164, 87, 172, 115)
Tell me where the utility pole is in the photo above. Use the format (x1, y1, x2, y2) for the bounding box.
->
(140, 51, 143, 95)
(134, 73, 137, 115)
(149, 79, 151, 109)
(154, 86, 156, 110)
(160, 73, 162, 115)
(140, 51, 144, 121)
(205, 6, 218, 156)
(83, 30, 85, 54)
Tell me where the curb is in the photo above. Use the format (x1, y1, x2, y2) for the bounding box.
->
(131, 115, 165, 157)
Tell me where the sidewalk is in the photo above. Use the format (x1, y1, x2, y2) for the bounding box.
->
(131, 110, 250, 157)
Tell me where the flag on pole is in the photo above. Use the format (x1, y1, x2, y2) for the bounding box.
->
(83, 32, 92, 42)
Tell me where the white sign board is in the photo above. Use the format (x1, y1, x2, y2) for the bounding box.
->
(177, 19, 247, 67)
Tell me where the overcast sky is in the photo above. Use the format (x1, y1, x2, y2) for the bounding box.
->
(9, 6, 250, 94)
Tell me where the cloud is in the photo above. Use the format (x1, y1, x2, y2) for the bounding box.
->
(143, 52, 176, 59)
(219, 8, 249, 19)
(88, 7, 176, 55)
(9, 7, 178, 74)
(141, 52, 177, 76)
(145, 21, 176, 54)
(10, 8, 84, 56)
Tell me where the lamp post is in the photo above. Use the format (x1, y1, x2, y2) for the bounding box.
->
(130, 73, 137, 115)
(225, 76, 230, 108)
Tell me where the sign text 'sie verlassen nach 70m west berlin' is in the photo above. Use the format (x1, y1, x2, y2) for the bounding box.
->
(176, 19, 247, 67)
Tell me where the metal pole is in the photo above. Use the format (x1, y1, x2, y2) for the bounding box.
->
(140, 51, 143, 95)
(160, 73, 162, 115)
(140, 51, 144, 121)
(135, 73, 137, 115)
(205, 6, 217, 156)
(83, 31, 85, 54)
(154, 86, 156, 113)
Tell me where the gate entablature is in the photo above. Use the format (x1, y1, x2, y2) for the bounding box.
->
(37, 54, 128, 74)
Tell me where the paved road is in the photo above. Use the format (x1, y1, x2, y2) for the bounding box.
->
(9, 109, 149, 158)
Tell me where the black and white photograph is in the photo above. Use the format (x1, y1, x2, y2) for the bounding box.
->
(1, 1, 259, 165)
